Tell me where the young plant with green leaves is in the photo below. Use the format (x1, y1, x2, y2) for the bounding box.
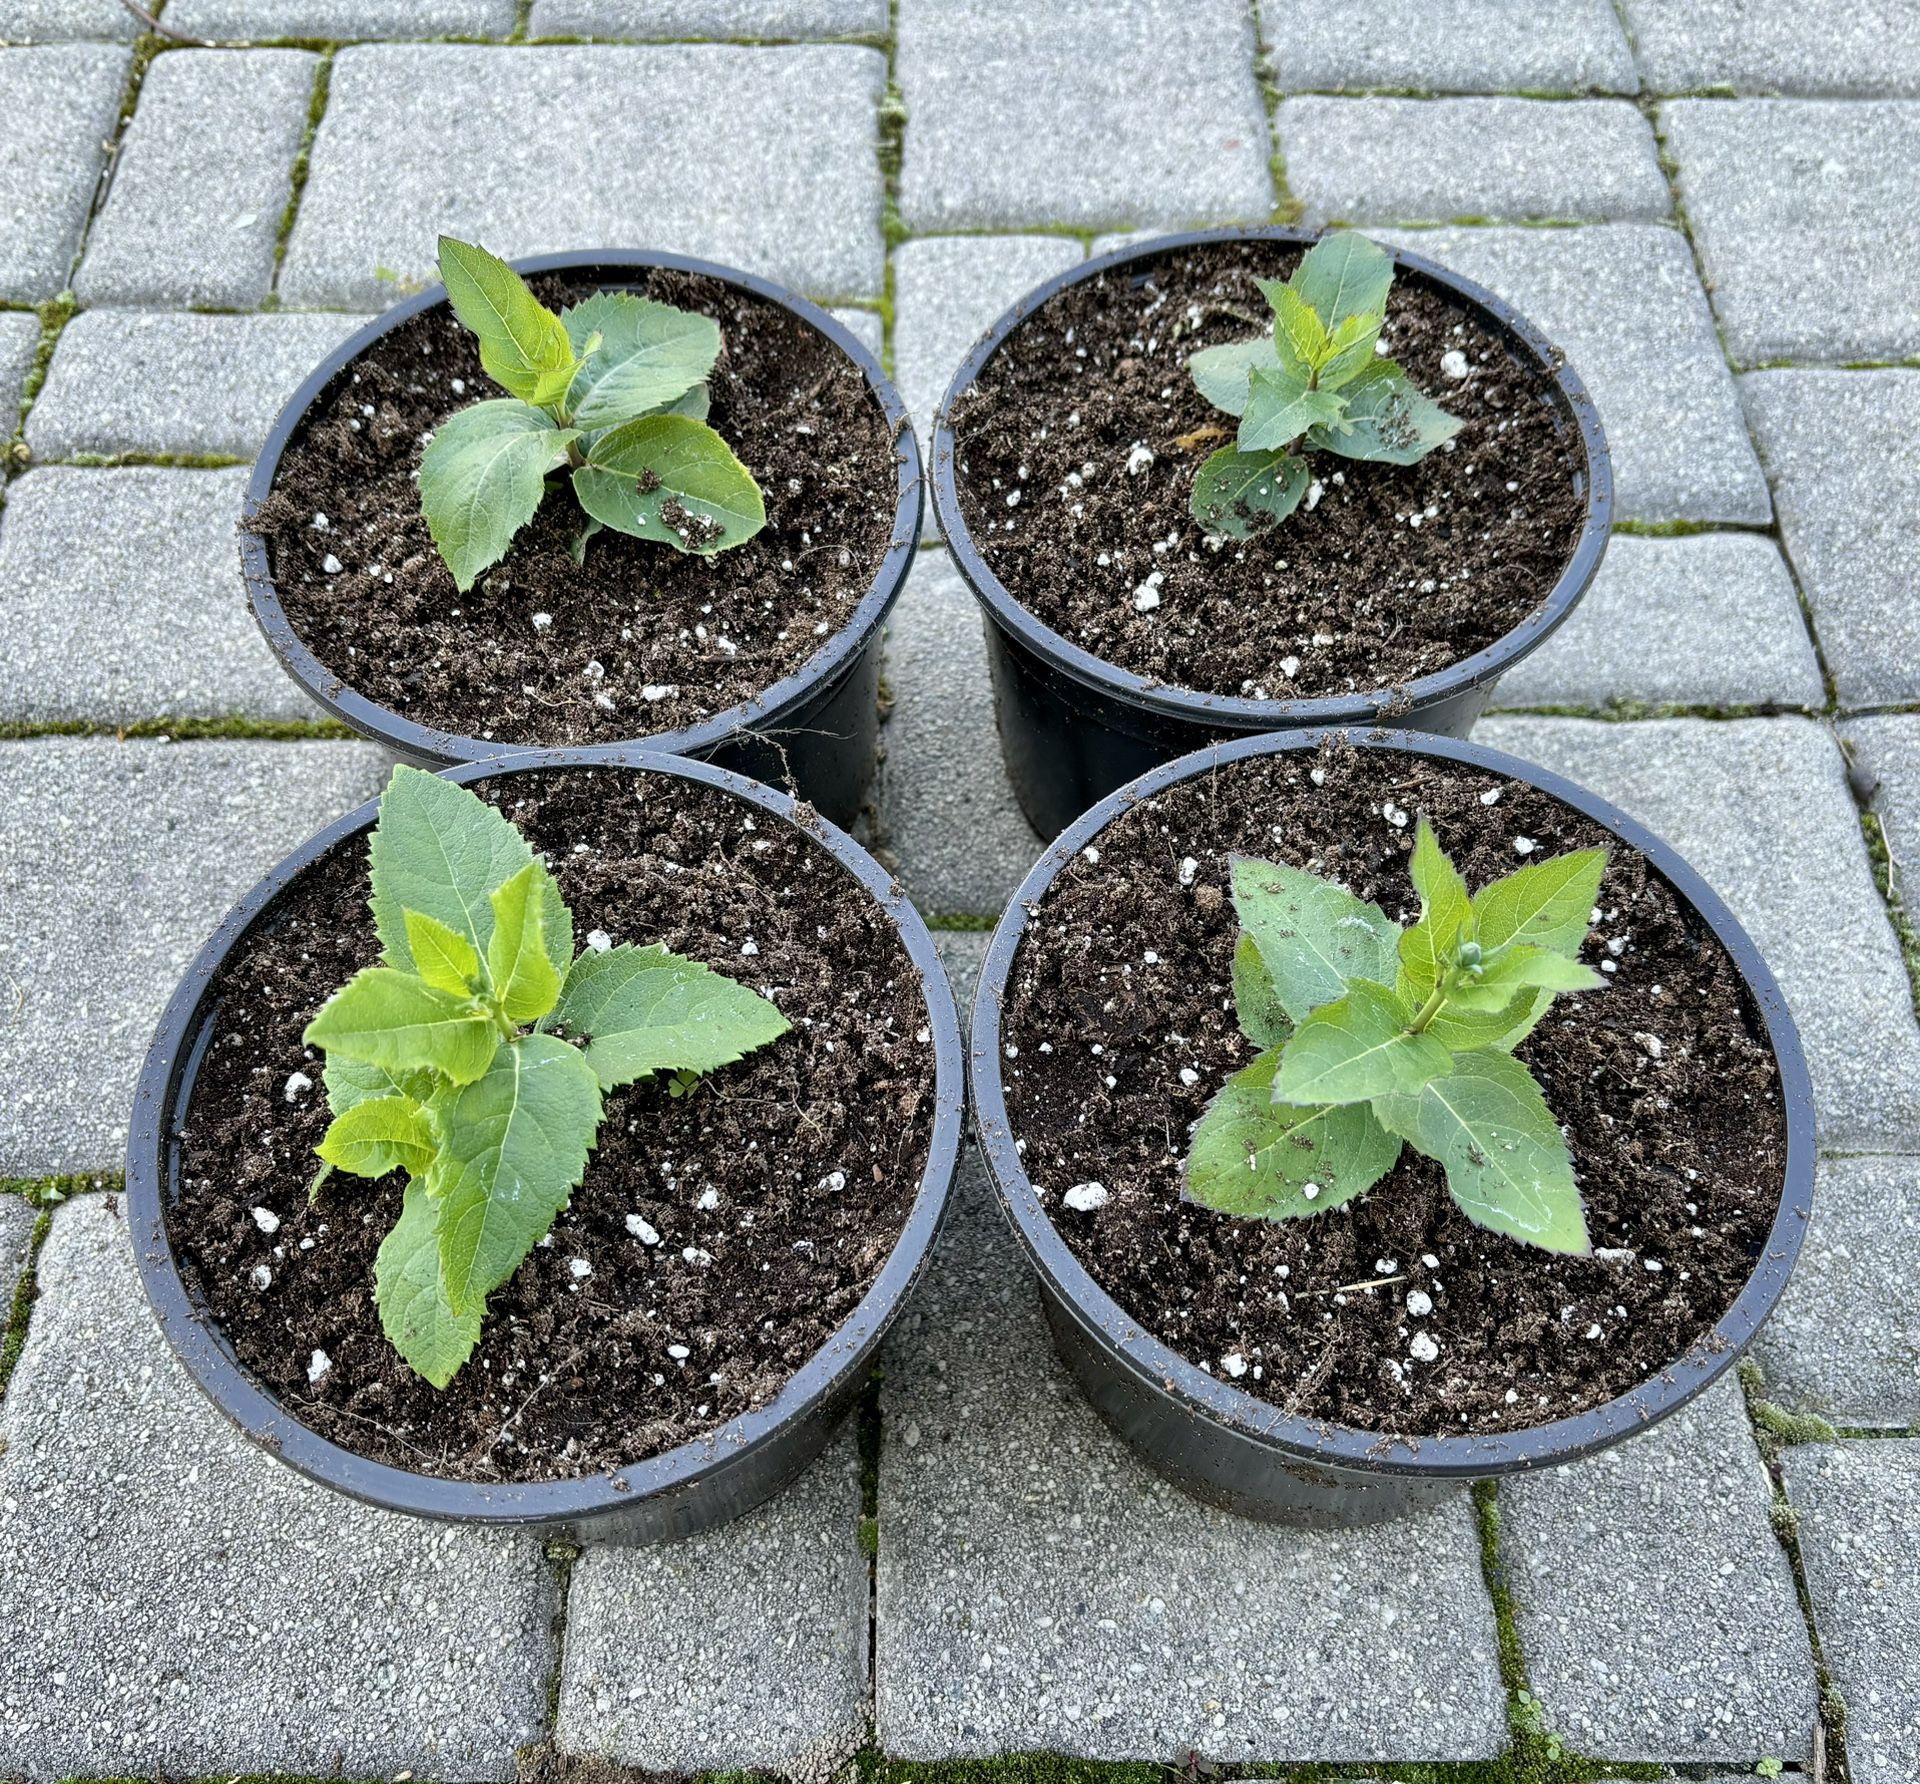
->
(1185, 819, 1608, 1254)
(1186, 232, 1462, 539)
(422, 236, 766, 591)
(302, 764, 790, 1387)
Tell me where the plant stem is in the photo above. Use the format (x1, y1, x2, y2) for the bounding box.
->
(1406, 974, 1451, 1035)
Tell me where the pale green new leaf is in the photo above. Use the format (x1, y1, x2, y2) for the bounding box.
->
(322, 1055, 437, 1118)
(1394, 974, 1542, 1051)
(1315, 362, 1461, 466)
(573, 414, 765, 555)
(375, 1175, 483, 1389)
(1188, 336, 1280, 417)
(1318, 309, 1385, 390)
(1397, 816, 1473, 1002)
(1272, 978, 1452, 1107)
(437, 236, 574, 407)
(561, 290, 721, 430)
(303, 966, 498, 1086)
(1238, 365, 1349, 453)
(1263, 280, 1328, 383)
(435, 1034, 604, 1318)
(1372, 1049, 1589, 1254)
(405, 908, 483, 997)
(316, 1094, 437, 1179)
(1229, 855, 1398, 1023)
(1231, 932, 1292, 1050)
(1189, 446, 1307, 537)
(419, 399, 575, 592)
(1184, 1048, 1402, 1219)
(1492, 987, 1554, 1054)
(550, 942, 790, 1091)
(1472, 847, 1608, 957)
(1289, 232, 1394, 333)
(487, 861, 563, 1024)
(1449, 943, 1604, 1009)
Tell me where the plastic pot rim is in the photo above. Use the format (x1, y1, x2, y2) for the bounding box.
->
(243, 248, 922, 766)
(930, 224, 1614, 736)
(968, 725, 1815, 1482)
(125, 747, 966, 1528)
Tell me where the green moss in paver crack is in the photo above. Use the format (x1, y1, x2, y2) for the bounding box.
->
(268, 47, 334, 295)
(1839, 715, 1920, 1014)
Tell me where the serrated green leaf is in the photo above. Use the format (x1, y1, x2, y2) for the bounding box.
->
(1398, 816, 1473, 1003)
(437, 236, 574, 408)
(375, 1175, 482, 1389)
(435, 1034, 603, 1318)
(1492, 987, 1554, 1053)
(1184, 1048, 1401, 1219)
(1318, 309, 1385, 389)
(1238, 365, 1350, 453)
(549, 941, 790, 1091)
(1229, 855, 1399, 1024)
(1262, 280, 1328, 382)
(573, 414, 765, 555)
(1396, 970, 1543, 1050)
(304, 967, 498, 1085)
(1472, 847, 1608, 958)
(405, 908, 484, 997)
(1274, 978, 1453, 1107)
(1315, 361, 1461, 466)
(1231, 932, 1293, 1050)
(1289, 232, 1394, 333)
(322, 1055, 437, 1117)
(1188, 336, 1280, 417)
(1452, 943, 1605, 1006)
(1372, 1050, 1588, 1254)
(317, 1095, 437, 1179)
(487, 861, 563, 1024)
(1189, 445, 1307, 538)
(369, 767, 570, 982)
(419, 399, 575, 593)
(560, 290, 720, 430)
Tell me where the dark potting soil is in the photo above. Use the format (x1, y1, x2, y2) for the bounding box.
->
(997, 740, 1786, 1437)
(170, 767, 936, 1482)
(253, 269, 899, 745)
(949, 237, 1587, 702)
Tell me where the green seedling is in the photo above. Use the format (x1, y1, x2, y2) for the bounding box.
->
(303, 764, 789, 1385)
(1186, 232, 1461, 538)
(1185, 817, 1607, 1254)
(421, 236, 766, 590)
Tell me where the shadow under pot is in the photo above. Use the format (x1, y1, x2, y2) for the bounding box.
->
(126, 750, 963, 1546)
(932, 227, 1613, 839)
(244, 251, 921, 830)
(970, 728, 1812, 1527)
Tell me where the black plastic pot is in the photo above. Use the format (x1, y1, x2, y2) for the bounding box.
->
(932, 226, 1615, 839)
(126, 749, 964, 1546)
(243, 250, 921, 831)
(970, 727, 1814, 1527)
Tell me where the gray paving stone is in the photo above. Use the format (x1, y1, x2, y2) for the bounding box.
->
(0, 0, 137, 39)
(0, 737, 388, 1174)
(1623, 0, 1920, 98)
(1847, 712, 1920, 869)
(931, 930, 988, 1023)
(76, 48, 315, 310)
(875, 1151, 1509, 1761)
(529, 0, 886, 36)
(1473, 716, 1920, 1152)
(1661, 100, 1920, 364)
(0, 1195, 553, 1778)
(0, 1196, 33, 1299)
(1751, 1156, 1920, 1429)
(1489, 533, 1822, 712)
(877, 550, 1043, 921)
(1783, 1440, 1920, 1784)
(556, 1433, 866, 1780)
(1742, 371, 1920, 707)
(25, 309, 362, 459)
(1262, 0, 1637, 95)
(1375, 224, 1770, 525)
(1281, 98, 1670, 225)
(896, 0, 1272, 233)
(0, 312, 37, 428)
(0, 467, 316, 723)
(166, 0, 518, 37)
(0, 44, 129, 302)
(281, 43, 886, 308)
(829, 305, 882, 359)
(1499, 1377, 1814, 1763)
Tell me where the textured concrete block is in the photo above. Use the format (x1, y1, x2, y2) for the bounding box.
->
(1500, 1378, 1815, 1763)
(166, 0, 519, 36)
(931, 929, 988, 1024)
(1847, 712, 1920, 868)
(0, 467, 317, 722)
(1490, 533, 1821, 712)
(1662, 100, 1920, 364)
(1742, 371, 1920, 707)
(0, 311, 37, 427)
(0, 1196, 554, 1779)
(281, 43, 886, 307)
(0, 0, 138, 39)
(0, 738, 389, 1174)
(1624, 0, 1920, 98)
(896, 0, 1273, 232)
(0, 44, 129, 302)
(1474, 716, 1920, 1152)
(0, 1196, 33, 1298)
(26, 309, 362, 459)
(1282, 98, 1670, 224)
(529, 0, 886, 36)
